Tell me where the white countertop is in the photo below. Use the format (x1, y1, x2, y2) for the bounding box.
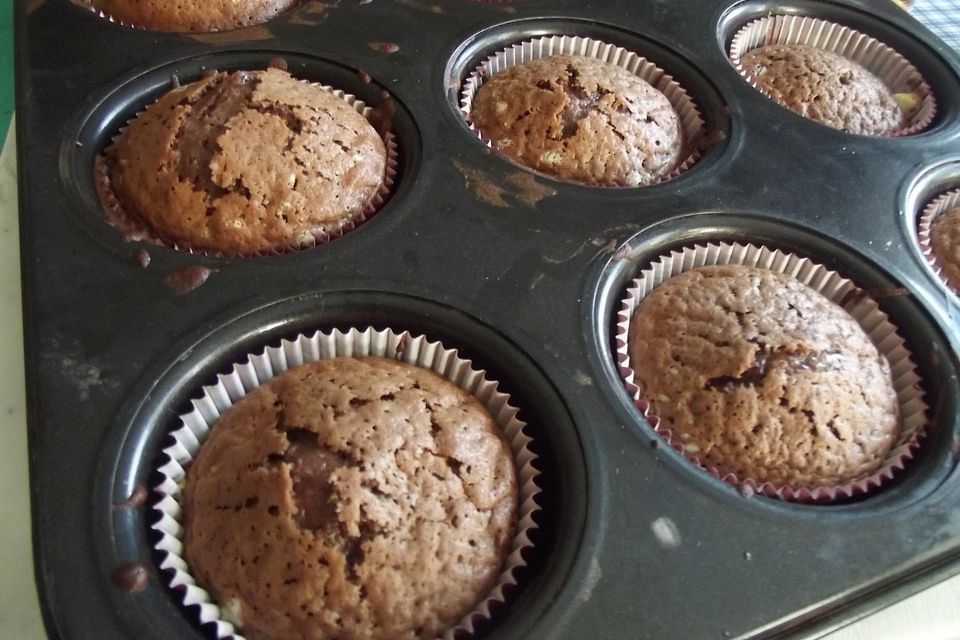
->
(0, 124, 43, 638)
(0, 123, 957, 639)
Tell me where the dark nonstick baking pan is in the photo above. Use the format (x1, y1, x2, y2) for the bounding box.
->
(14, 0, 960, 638)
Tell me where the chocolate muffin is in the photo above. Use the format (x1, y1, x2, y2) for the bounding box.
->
(470, 54, 683, 187)
(98, 68, 387, 255)
(183, 357, 518, 640)
(739, 44, 905, 135)
(930, 206, 960, 292)
(85, 0, 298, 32)
(628, 264, 899, 487)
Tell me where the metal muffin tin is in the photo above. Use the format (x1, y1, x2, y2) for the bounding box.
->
(14, 0, 960, 638)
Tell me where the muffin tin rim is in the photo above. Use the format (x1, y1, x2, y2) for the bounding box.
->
(440, 15, 736, 187)
(898, 156, 960, 310)
(582, 211, 960, 517)
(90, 287, 596, 640)
(715, 0, 960, 138)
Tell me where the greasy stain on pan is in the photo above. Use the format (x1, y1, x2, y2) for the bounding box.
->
(717, 0, 960, 136)
(59, 50, 421, 260)
(91, 291, 590, 640)
(442, 17, 732, 186)
(585, 213, 960, 513)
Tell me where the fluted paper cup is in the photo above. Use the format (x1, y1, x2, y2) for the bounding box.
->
(616, 242, 926, 502)
(918, 188, 960, 297)
(729, 14, 935, 136)
(151, 327, 539, 639)
(96, 71, 397, 257)
(459, 34, 705, 186)
(73, 0, 303, 32)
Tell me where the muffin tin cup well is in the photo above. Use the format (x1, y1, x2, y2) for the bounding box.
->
(151, 327, 540, 640)
(918, 188, 960, 297)
(458, 34, 706, 187)
(615, 241, 927, 503)
(728, 14, 936, 136)
(94, 73, 399, 258)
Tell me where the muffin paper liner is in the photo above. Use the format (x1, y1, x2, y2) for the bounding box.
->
(729, 15, 935, 137)
(615, 242, 927, 503)
(95, 76, 398, 258)
(73, 0, 302, 32)
(76, 1, 175, 31)
(459, 35, 705, 186)
(75, 0, 167, 31)
(918, 188, 960, 297)
(151, 327, 539, 640)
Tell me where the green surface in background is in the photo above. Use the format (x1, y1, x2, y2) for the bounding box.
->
(1, 0, 11, 142)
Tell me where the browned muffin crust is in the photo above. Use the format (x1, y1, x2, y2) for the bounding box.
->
(183, 357, 518, 640)
(740, 44, 905, 135)
(930, 206, 960, 292)
(99, 68, 386, 255)
(628, 265, 899, 487)
(470, 54, 683, 187)
(85, 0, 299, 32)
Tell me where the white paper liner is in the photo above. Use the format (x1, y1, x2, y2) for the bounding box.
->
(918, 188, 960, 297)
(459, 35, 705, 187)
(615, 242, 927, 503)
(729, 15, 936, 137)
(151, 327, 539, 640)
(73, 0, 301, 32)
(96, 74, 398, 258)
(75, 0, 161, 30)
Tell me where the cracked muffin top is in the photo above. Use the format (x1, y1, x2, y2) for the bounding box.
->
(98, 68, 386, 255)
(469, 54, 683, 187)
(628, 265, 899, 487)
(740, 44, 905, 135)
(930, 206, 960, 293)
(183, 356, 518, 640)
(85, 0, 299, 32)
